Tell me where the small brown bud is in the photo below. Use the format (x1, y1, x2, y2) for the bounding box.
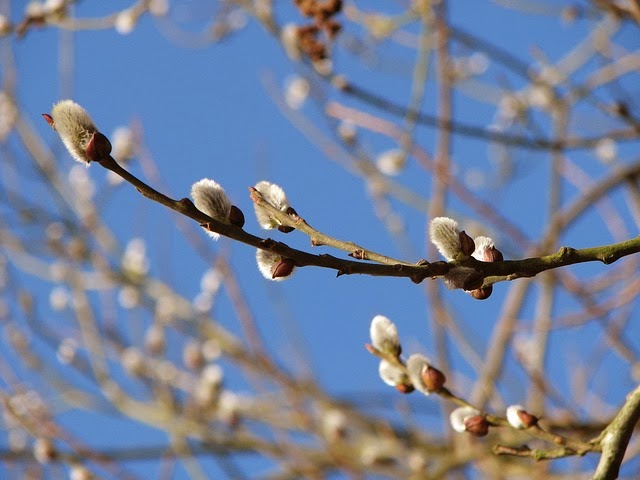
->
(272, 258, 296, 279)
(484, 246, 503, 262)
(613, 101, 629, 118)
(464, 416, 489, 437)
(85, 131, 112, 163)
(422, 365, 446, 392)
(470, 286, 493, 300)
(228, 205, 245, 228)
(42, 113, 54, 128)
(459, 231, 475, 257)
(278, 225, 295, 233)
(286, 206, 298, 217)
(517, 410, 538, 427)
(395, 382, 415, 394)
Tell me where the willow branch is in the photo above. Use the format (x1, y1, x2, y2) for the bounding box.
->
(593, 384, 640, 480)
(97, 155, 444, 280)
(96, 155, 640, 287)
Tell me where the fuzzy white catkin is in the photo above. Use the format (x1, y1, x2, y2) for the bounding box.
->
(70, 465, 93, 480)
(281, 23, 302, 61)
(376, 149, 406, 176)
(429, 217, 462, 261)
(449, 406, 480, 433)
(472, 236, 495, 260)
(49, 100, 98, 164)
(378, 359, 404, 387)
(190, 179, 232, 240)
(369, 315, 400, 354)
(255, 249, 293, 281)
(506, 404, 526, 429)
(114, 9, 136, 34)
(253, 181, 290, 229)
(406, 353, 431, 395)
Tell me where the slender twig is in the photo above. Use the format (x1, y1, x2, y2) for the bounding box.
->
(335, 80, 640, 151)
(248, 187, 412, 266)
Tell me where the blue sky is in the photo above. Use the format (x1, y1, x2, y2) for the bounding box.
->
(3, 0, 640, 478)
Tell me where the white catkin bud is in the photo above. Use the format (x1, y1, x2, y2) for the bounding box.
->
(595, 138, 617, 164)
(449, 406, 481, 433)
(48, 100, 99, 164)
(44, 0, 65, 14)
(376, 149, 406, 176)
(360, 438, 398, 466)
(256, 249, 295, 281)
(369, 315, 400, 356)
(337, 120, 357, 144)
(429, 217, 462, 261)
(144, 324, 166, 355)
(321, 408, 348, 440)
(49, 286, 69, 311)
(70, 464, 93, 480)
(195, 364, 224, 405)
(506, 404, 527, 429)
(216, 390, 244, 424)
(200, 268, 222, 294)
(472, 236, 494, 261)
(284, 76, 310, 110)
(26, 2, 44, 18)
(253, 180, 290, 229)
(56, 338, 78, 365)
(190, 179, 233, 240)
(406, 353, 431, 395)
(114, 9, 136, 35)
(33, 438, 56, 464)
(122, 237, 149, 277)
(118, 285, 141, 309)
(378, 359, 404, 386)
(121, 347, 146, 377)
(281, 23, 302, 61)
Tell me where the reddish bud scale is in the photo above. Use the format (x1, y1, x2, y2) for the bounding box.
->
(395, 383, 415, 394)
(459, 231, 476, 256)
(464, 416, 489, 437)
(422, 365, 446, 392)
(272, 258, 295, 279)
(471, 286, 493, 300)
(228, 205, 245, 228)
(484, 246, 504, 262)
(517, 410, 538, 427)
(85, 132, 112, 163)
(42, 113, 54, 128)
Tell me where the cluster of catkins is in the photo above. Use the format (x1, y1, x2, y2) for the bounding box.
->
(43, 99, 298, 282)
(191, 178, 298, 282)
(369, 314, 538, 438)
(44, 100, 504, 290)
(429, 217, 503, 299)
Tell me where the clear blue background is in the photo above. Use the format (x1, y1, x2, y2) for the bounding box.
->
(3, 0, 640, 478)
